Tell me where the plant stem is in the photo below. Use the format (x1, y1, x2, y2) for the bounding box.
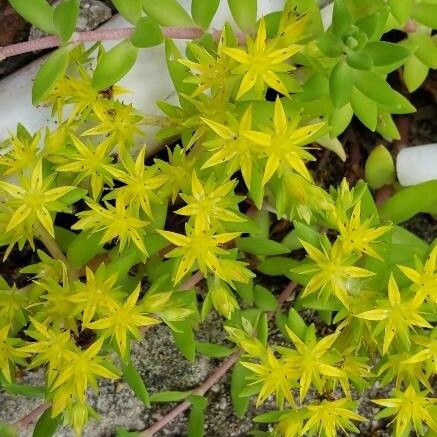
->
(36, 225, 68, 264)
(142, 114, 172, 127)
(0, 26, 225, 61)
(139, 352, 240, 437)
(140, 281, 297, 436)
(14, 403, 49, 429)
(36, 224, 79, 281)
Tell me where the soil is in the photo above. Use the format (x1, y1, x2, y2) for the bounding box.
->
(0, 1, 436, 437)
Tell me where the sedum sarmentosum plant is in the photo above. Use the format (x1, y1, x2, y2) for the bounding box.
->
(0, 0, 436, 436)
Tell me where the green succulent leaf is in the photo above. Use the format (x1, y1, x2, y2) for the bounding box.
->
(9, 0, 55, 34)
(33, 408, 62, 437)
(380, 180, 437, 223)
(403, 55, 428, 93)
(346, 50, 373, 70)
(227, 0, 257, 32)
(149, 391, 192, 403)
(412, 2, 437, 28)
(53, 0, 79, 43)
(388, 0, 413, 25)
(351, 87, 378, 131)
(122, 360, 150, 406)
(236, 237, 290, 256)
(191, 0, 220, 29)
(363, 41, 410, 68)
(131, 17, 163, 48)
(172, 320, 196, 361)
(354, 70, 415, 113)
(67, 230, 106, 269)
(196, 342, 234, 358)
(329, 104, 354, 137)
(112, 0, 142, 24)
(187, 395, 208, 437)
(92, 40, 138, 90)
(254, 285, 277, 311)
(142, 0, 194, 26)
(0, 422, 17, 437)
(365, 145, 395, 189)
(330, 60, 354, 108)
(331, 0, 352, 36)
(231, 362, 251, 417)
(32, 47, 70, 105)
(317, 32, 344, 57)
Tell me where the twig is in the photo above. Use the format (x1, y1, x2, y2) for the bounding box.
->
(179, 270, 204, 290)
(0, 26, 245, 61)
(139, 352, 240, 437)
(140, 281, 297, 436)
(14, 403, 49, 429)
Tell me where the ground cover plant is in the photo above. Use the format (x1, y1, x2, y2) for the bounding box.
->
(0, 0, 436, 436)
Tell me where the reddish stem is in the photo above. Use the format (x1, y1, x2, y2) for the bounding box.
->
(0, 27, 203, 60)
(139, 352, 240, 437)
(0, 26, 245, 61)
(140, 281, 297, 436)
(14, 403, 49, 428)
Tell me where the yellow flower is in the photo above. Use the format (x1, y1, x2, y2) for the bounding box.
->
(0, 284, 27, 328)
(155, 145, 196, 203)
(82, 101, 144, 153)
(261, 97, 324, 185)
(50, 337, 119, 416)
(356, 274, 432, 354)
(22, 317, 74, 387)
(242, 347, 295, 408)
(0, 324, 28, 382)
(0, 160, 76, 237)
(158, 226, 251, 286)
(0, 128, 40, 175)
(56, 134, 121, 199)
(223, 18, 301, 99)
(201, 106, 270, 188)
(86, 284, 159, 359)
(298, 239, 374, 308)
(398, 245, 437, 305)
(37, 275, 81, 334)
(282, 327, 346, 403)
(179, 33, 234, 97)
(402, 331, 437, 374)
(72, 197, 149, 256)
(105, 147, 166, 218)
(69, 266, 122, 326)
(337, 201, 391, 260)
(301, 399, 366, 437)
(282, 171, 333, 223)
(176, 171, 245, 232)
(373, 385, 437, 436)
(209, 279, 239, 319)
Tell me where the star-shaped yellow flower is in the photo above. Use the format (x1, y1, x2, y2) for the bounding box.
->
(223, 18, 301, 99)
(356, 274, 432, 354)
(86, 284, 159, 359)
(201, 106, 270, 188)
(261, 97, 325, 185)
(0, 160, 75, 237)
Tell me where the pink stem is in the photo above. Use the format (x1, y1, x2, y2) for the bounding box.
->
(140, 281, 297, 436)
(14, 403, 49, 428)
(139, 352, 240, 437)
(179, 270, 204, 290)
(0, 26, 205, 61)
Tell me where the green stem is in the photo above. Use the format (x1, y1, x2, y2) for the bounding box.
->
(36, 225, 79, 281)
(142, 114, 172, 127)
